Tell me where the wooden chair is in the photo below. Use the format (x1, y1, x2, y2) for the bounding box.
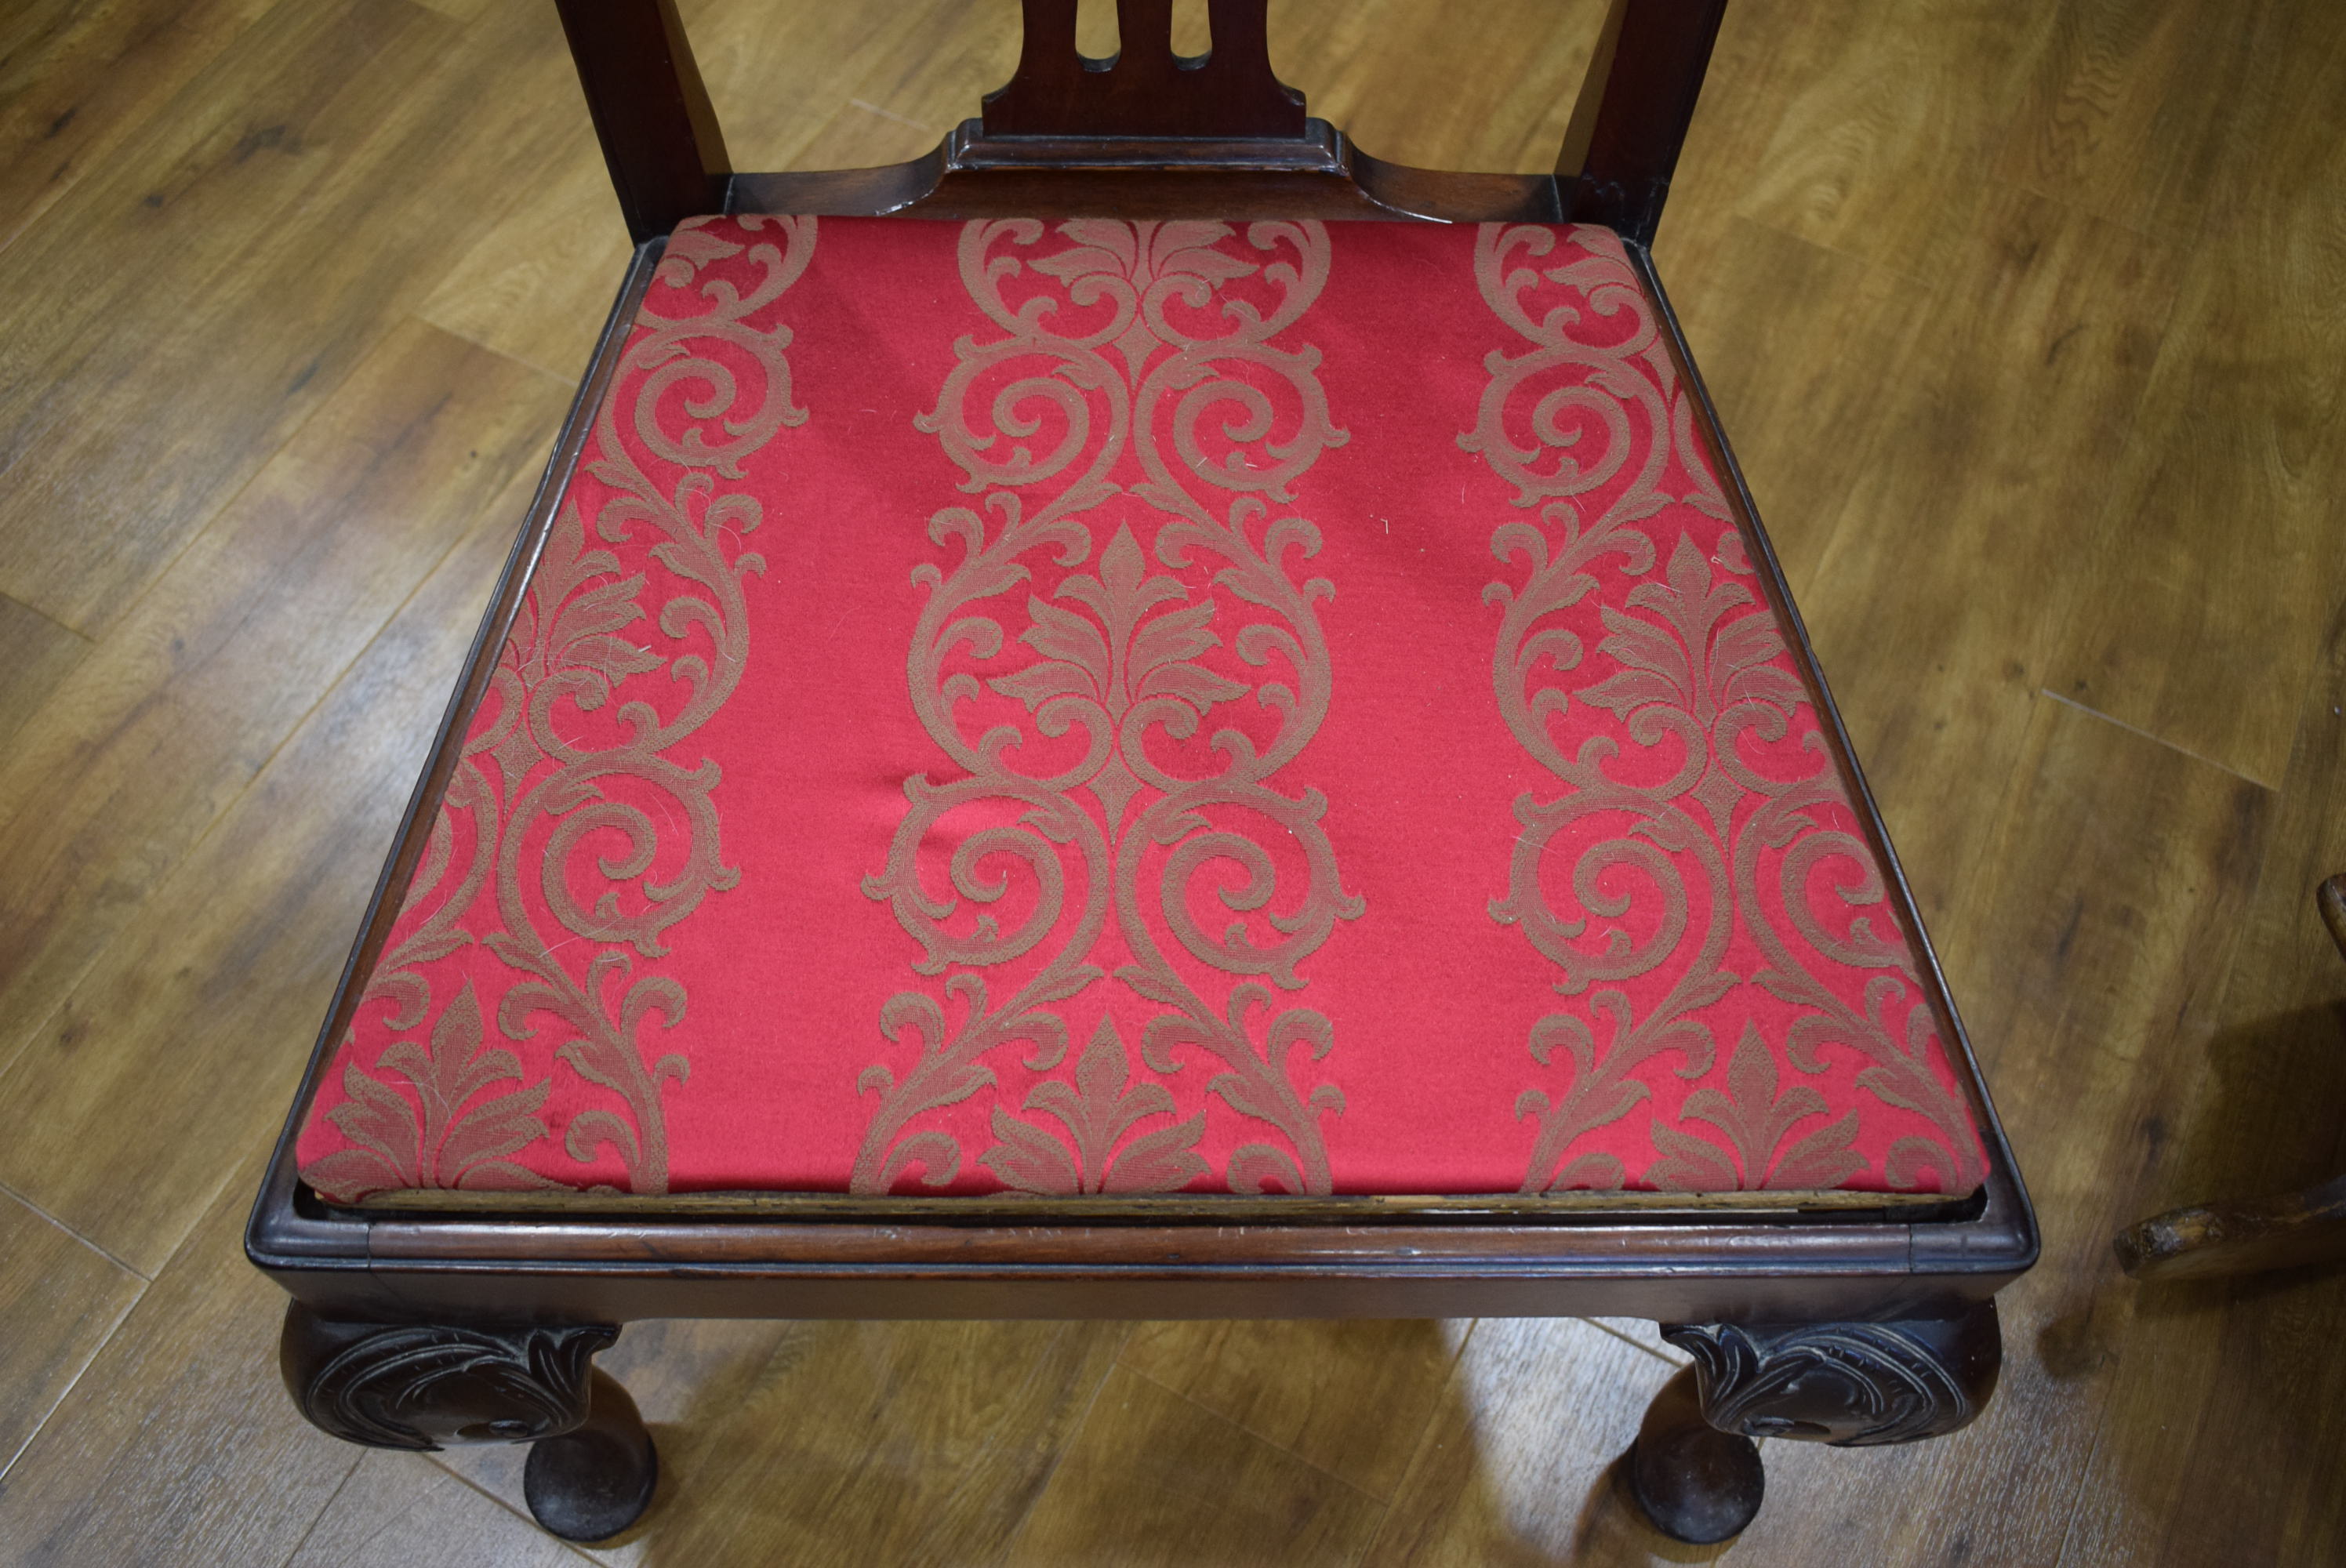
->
(2114, 876, 2346, 1283)
(249, 0, 2036, 1546)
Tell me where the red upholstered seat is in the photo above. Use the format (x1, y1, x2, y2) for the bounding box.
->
(297, 215, 1987, 1204)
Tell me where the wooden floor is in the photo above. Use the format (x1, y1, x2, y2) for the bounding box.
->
(2, 0, 2344, 1561)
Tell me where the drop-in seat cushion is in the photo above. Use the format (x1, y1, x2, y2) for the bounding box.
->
(297, 215, 1988, 1204)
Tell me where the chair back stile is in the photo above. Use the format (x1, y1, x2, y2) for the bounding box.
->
(1558, 0, 1728, 241)
(555, 0, 1733, 240)
(553, 0, 730, 243)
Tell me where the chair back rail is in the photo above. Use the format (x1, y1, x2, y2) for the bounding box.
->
(552, 0, 1724, 239)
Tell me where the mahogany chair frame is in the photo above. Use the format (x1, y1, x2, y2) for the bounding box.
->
(249, 0, 2036, 1546)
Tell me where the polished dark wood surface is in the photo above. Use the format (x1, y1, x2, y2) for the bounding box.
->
(553, 0, 729, 241)
(1561, 0, 1730, 241)
(281, 1303, 655, 1541)
(580, 0, 1727, 227)
(982, 0, 1306, 139)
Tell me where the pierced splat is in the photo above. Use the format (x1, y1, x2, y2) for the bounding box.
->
(982, 0, 1306, 140)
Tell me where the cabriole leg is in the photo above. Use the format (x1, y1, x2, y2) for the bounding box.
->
(278, 1301, 658, 1542)
(1627, 1299, 2002, 1544)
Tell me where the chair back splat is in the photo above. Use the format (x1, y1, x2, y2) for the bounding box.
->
(556, 0, 1734, 238)
(984, 0, 1306, 139)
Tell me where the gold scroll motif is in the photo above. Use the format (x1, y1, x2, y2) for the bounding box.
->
(856, 220, 1363, 1196)
(1467, 223, 1981, 1195)
(303, 217, 813, 1203)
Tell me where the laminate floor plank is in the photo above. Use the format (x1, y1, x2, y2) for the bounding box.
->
(0, 443, 552, 1273)
(1269, 0, 1603, 175)
(0, 592, 88, 752)
(1000, 1362, 1387, 1568)
(428, 1319, 1131, 1567)
(1785, 189, 2184, 931)
(1691, 0, 2052, 289)
(1117, 1319, 1468, 1501)
(0, 1158, 361, 1567)
(2056, 585, 2346, 1566)
(0, 0, 579, 633)
(0, 1189, 144, 1479)
(2039, 4, 2346, 788)
(1991, 0, 2269, 241)
(0, 320, 565, 1108)
(0, 0, 273, 256)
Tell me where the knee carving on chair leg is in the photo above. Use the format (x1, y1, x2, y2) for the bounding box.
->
(1625, 1299, 2002, 1544)
(278, 1301, 657, 1542)
(1665, 1301, 2001, 1446)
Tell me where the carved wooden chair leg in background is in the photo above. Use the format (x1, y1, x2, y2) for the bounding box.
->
(2115, 876, 2346, 1285)
(252, 0, 2035, 1547)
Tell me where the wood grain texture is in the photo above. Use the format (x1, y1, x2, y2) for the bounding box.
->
(0, 593, 87, 752)
(1000, 1363, 1388, 1567)
(0, 1191, 143, 1477)
(1117, 1319, 1465, 1499)
(5, 0, 2346, 1561)
(0, 319, 564, 1101)
(1357, 1317, 1681, 1566)
(0, 1160, 361, 1566)
(1268, 0, 1602, 175)
(1990, 0, 2266, 240)
(2041, 2, 2346, 787)
(0, 0, 272, 256)
(1696, 0, 2049, 287)
(0, 443, 554, 1273)
(0, 0, 575, 633)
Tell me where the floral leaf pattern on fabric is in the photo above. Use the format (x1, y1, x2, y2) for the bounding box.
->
(1467, 223, 1982, 1195)
(1644, 1022, 1865, 1190)
(300, 216, 815, 1203)
(303, 984, 560, 1203)
(292, 217, 1992, 1203)
(980, 1016, 1209, 1194)
(855, 218, 1363, 1196)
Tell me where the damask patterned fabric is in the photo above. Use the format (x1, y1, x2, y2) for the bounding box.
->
(296, 215, 1988, 1203)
